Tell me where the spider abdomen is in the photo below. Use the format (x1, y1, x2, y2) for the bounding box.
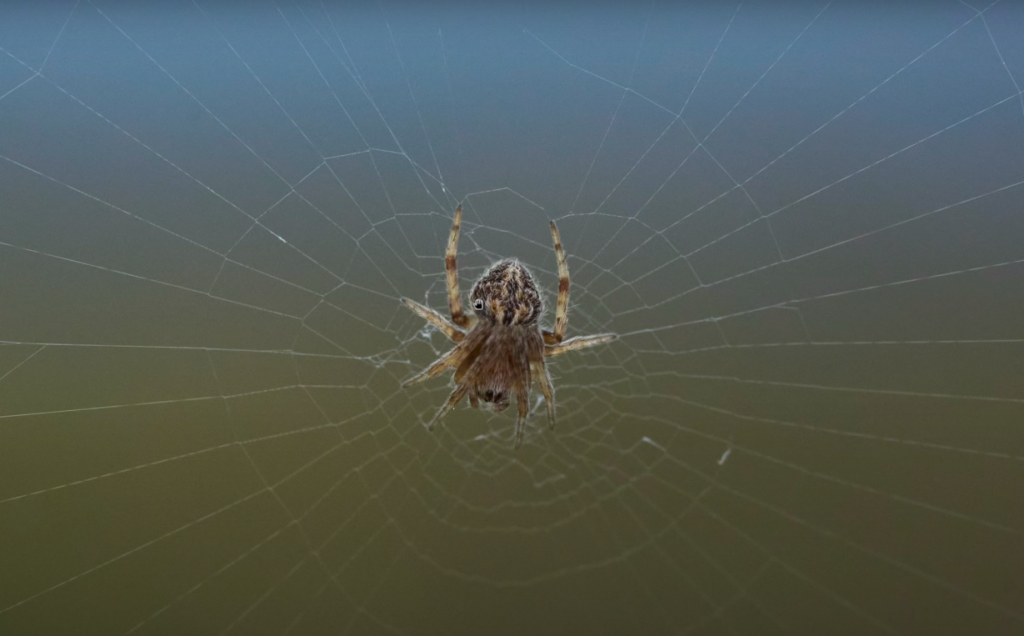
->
(470, 259, 542, 326)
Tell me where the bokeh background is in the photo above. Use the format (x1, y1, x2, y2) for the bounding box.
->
(1, 1, 1023, 634)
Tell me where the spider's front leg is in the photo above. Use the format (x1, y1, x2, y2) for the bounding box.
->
(402, 344, 467, 387)
(545, 334, 617, 357)
(428, 382, 471, 431)
(514, 385, 529, 448)
(531, 356, 556, 430)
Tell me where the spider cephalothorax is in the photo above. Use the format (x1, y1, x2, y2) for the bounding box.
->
(401, 204, 616, 448)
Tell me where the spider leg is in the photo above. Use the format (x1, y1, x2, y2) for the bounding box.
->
(545, 220, 570, 345)
(514, 384, 529, 448)
(531, 357, 556, 430)
(402, 345, 466, 387)
(545, 333, 617, 358)
(453, 335, 486, 384)
(446, 204, 473, 329)
(428, 382, 471, 431)
(401, 297, 465, 342)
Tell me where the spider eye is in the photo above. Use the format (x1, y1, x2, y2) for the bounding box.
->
(473, 299, 485, 312)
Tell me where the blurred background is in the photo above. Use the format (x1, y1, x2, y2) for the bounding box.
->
(1, 1, 1023, 634)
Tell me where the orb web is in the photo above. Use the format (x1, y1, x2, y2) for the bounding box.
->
(1, 1, 1023, 635)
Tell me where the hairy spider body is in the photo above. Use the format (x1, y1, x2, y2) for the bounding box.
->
(466, 323, 543, 413)
(471, 259, 542, 327)
(402, 205, 616, 448)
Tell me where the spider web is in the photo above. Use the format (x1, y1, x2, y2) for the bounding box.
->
(1, 1, 1023, 634)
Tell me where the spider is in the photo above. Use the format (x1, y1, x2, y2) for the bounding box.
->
(401, 204, 616, 448)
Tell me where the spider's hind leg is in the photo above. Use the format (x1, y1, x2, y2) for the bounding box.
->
(547, 220, 570, 344)
(445, 205, 473, 329)
(401, 297, 465, 342)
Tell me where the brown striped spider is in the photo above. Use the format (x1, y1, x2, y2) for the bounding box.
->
(402, 205, 616, 448)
